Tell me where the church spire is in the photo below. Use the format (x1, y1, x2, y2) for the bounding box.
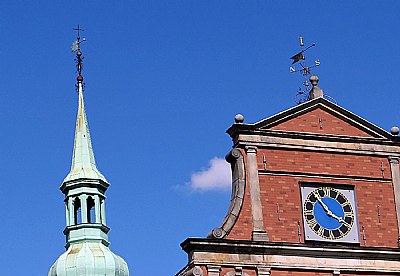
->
(64, 25, 106, 183)
(49, 27, 129, 276)
(60, 24, 110, 247)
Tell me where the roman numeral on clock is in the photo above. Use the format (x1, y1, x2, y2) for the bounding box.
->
(307, 218, 318, 228)
(322, 187, 331, 197)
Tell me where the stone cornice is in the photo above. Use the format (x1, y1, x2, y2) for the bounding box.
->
(64, 223, 110, 235)
(181, 238, 400, 261)
(229, 128, 397, 146)
(230, 132, 400, 157)
(60, 178, 110, 194)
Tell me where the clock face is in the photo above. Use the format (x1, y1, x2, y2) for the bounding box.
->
(301, 185, 359, 243)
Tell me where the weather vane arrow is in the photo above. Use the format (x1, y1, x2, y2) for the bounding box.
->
(289, 36, 321, 104)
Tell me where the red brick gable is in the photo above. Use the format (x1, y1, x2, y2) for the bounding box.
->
(268, 107, 373, 137)
(240, 98, 393, 141)
(179, 97, 400, 276)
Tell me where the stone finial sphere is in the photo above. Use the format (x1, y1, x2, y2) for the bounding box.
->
(310, 75, 319, 86)
(234, 114, 244, 124)
(391, 126, 400, 135)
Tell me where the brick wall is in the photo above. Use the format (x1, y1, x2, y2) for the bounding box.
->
(227, 148, 398, 248)
(269, 107, 373, 137)
(259, 174, 397, 247)
(257, 149, 390, 179)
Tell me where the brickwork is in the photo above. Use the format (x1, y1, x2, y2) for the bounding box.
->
(260, 174, 304, 243)
(227, 147, 398, 247)
(257, 148, 397, 247)
(257, 149, 390, 179)
(269, 107, 373, 137)
(259, 174, 398, 247)
(200, 265, 207, 275)
(219, 268, 231, 276)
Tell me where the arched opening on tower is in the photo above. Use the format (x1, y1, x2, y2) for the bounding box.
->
(73, 197, 82, 225)
(87, 196, 95, 223)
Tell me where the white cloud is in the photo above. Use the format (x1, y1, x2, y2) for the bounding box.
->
(189, 157, 231, 191)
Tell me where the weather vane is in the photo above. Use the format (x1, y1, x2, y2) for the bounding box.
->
(71, 24, 86, 77)
(289, 36, 320, 104)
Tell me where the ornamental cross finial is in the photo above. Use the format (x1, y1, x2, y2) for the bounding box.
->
(71, 24, 86, 79)
(72, 24, 85, 52)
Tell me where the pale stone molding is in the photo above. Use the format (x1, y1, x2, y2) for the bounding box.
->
(234, 266, 243, 276)
(245, 146, 269, 241)
(234, 134, 400, 157)
(333, 270, 340, 275)
(257, 267, 271, 276)
(209, 148, 245, 239)
(207, 265, 221, 276)
(389, 156, 400, 246)
(187, 266, 204, 276)
(181, 239, 400, 274)
(176, 265, 203, 276)
(224, 267, 250, 276)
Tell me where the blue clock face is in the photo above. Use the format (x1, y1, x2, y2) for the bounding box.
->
(303, 187, 354, 240)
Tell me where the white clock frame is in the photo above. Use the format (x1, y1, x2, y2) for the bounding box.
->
(300, 183, 360, 243)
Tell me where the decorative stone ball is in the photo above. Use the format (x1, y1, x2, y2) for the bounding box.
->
(310, 75, 319, 86)
(234, 114, 244, 124)
(391, 126, 399, 136)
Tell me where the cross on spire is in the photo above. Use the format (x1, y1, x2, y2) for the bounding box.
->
(71, 24, 86, 79)
(73, 24, 84, 44)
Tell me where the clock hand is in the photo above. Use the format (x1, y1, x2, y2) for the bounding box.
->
(314, 192, 344, 223)
(314, 192, 330, 212)
(327, 211, 345, 223)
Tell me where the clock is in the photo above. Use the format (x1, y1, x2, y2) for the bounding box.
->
(301, 184, 360, 243)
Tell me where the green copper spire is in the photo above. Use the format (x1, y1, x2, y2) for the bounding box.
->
(63, 74, 107, 183)
(49, 26, 129, 276)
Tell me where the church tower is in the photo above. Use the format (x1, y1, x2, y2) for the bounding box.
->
(49, 29, 129, 276)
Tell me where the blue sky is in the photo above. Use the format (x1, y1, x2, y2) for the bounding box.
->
(1, 1, 400, 275)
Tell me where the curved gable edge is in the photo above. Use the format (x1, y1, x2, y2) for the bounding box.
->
(207, 148, 246, 239)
